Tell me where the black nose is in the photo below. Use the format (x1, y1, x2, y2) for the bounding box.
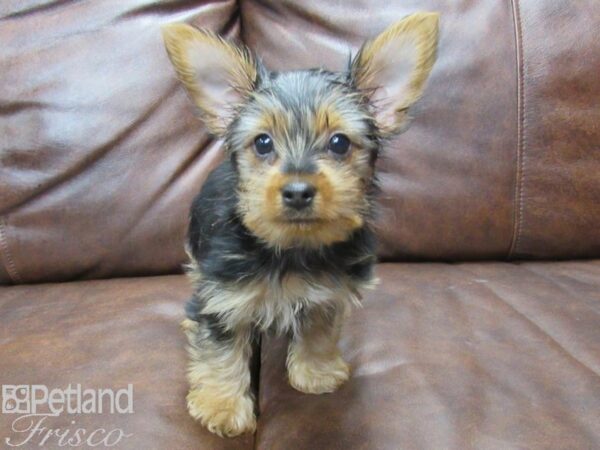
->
(281, 182, 316, 210)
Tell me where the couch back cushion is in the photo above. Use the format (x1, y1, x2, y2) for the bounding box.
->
(1, 0, 599, 284)
(0, 0, 236, 283)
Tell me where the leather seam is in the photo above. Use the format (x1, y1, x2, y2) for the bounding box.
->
(0, 216, 21, 284)
(508, 0, 526, 259)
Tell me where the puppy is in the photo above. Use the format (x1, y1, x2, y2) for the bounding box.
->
(162, 12, 439, 437)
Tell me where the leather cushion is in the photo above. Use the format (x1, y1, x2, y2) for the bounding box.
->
(0, 275, 253, 449)
(256, 261, 600, 449)
(0, 0, 236, 284)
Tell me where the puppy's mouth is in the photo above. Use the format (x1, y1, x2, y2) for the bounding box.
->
(279, 217, 323, 225)
(276, 209, 324, 225)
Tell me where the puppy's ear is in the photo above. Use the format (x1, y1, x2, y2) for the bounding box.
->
(162, 24, 258, 135)
(351, 13, 439, 136)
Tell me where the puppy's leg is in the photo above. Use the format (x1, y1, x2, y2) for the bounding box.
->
(181, 317, 255, 437)
(287, 304, 350, 394)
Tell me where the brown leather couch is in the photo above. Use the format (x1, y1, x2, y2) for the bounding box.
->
(1, 1, 599, 449)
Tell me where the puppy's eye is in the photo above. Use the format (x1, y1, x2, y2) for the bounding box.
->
(328, 133, 351, 156)
(254, 134, 274, 156)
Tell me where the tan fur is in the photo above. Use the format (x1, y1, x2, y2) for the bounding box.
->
(182, 266, 376, 436)
(314, 103, 346, 135)
(287, 305, 350, 394)
(352, 12, 439, 135)
(195, 269, 368, 336)
(255, 110, 290, 141)
(183, 319, 256, 437)
(161, 24, 257, 135)
(238, 155, 370, 250)
(183, 244, 203, 288)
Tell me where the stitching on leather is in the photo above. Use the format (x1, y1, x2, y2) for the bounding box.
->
(508, 0, 526, 259)
(0, 216, 22, 284)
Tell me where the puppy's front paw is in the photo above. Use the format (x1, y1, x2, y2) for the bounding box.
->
(187, 388, 256, 437)
(288, 354, 350, 394)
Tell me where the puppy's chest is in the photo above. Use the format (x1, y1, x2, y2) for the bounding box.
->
(254, 274, 358, 332)
(205, 272, 364, 335)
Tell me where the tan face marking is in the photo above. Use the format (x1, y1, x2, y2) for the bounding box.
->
(237, 156, 369, 249)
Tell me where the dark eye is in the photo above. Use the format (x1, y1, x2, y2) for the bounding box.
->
(328, 133, 351, 156)
(254, 134, 274, 156)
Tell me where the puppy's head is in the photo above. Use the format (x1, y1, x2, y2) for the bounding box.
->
(162, 13, 439, 250)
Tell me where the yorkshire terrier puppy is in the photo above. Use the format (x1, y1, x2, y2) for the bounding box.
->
(162, 12, 439, 437)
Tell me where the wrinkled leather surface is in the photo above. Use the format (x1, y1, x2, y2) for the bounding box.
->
(257, 262, 600, 450)
(0, 264, 598, 448)
(0, 1, 236, 284)
(509, 1, 600, 258)
(0, 275, 253, 449)
(2, 0, 600, 281)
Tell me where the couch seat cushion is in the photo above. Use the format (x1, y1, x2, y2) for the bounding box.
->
(0, 275, 252, 450)
(257, 261, 600, 450)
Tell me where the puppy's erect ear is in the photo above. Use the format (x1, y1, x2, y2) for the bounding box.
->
(351, 13, 439, 136)
(162, 24, 258, 135)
